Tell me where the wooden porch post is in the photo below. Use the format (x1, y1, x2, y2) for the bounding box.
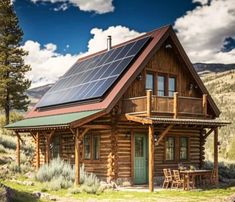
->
(202, 94, 208, 117)
(36, 132, 40, 170)
(146, 90, 152, 117)
(148, 125, 154, 192)
(173, 92, 178, 119)
(16, 132, 20, 167)
(214, 127, 219, 185)
(75, 128, 80, 185)
(45, 131, 55, 164)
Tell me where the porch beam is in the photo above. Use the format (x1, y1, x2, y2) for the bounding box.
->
(156, 125, 173, 145)
(16, 132, 20, 167)
(81, 124, 111, 130)
(214, 127, 219, 185)
(36, 132, 40, 170)
(125, 114, 153, 124)
(203, 127, 215, 139)
(148, 125, 154, 192)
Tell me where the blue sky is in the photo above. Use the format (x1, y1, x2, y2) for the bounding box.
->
(15, 0, 196, 54)
(12, 0, 235, 87)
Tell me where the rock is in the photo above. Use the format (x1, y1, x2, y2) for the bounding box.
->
(33, 191, 41, 198)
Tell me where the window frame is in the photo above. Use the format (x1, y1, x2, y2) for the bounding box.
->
(83, 133, 101, 162)
(145, 71, 155, 92)
(50, 135, 61, 159)
(168, 76, 176, 97)
(179, 137, 189, 161)
(164, 135, 190, 163)
(165, 136, 175, 161)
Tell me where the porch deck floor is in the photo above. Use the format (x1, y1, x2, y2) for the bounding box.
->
(117, 185, 164, 192)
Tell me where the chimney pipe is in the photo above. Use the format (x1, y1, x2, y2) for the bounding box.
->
(107, 35, 112, 51)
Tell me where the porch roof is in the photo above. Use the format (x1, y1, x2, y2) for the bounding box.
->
(5, 109, 102, 130)
(149, 117, 230, 126)
(125, 114, 230, 127)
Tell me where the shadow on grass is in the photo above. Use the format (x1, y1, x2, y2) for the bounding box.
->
(6, 188, 40, 202)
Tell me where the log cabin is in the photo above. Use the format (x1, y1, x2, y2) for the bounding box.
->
(6, 25, 229, 191)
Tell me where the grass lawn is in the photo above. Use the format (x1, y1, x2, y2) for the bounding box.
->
(1, 178, 235, 202)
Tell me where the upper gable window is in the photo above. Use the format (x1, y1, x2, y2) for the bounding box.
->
(157, 75, 165, 96)
(168, 77, 176, 97)
(146, 73, 154, 91)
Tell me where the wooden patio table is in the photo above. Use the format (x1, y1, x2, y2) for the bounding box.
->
(180, 170, 212, 190)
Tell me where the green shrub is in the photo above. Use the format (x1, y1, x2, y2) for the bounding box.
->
(79, 165, 101, 194)
(36, 157, 75, 190)
(68, 187, 81, 194)
(203, 161, 235, 179)
(8, 162, 21, 173)
(0, 144, 6, 153)
(0, 135, 16, 150)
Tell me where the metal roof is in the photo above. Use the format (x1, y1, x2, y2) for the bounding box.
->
(5, 110, 102, 129)
(148, 117, 230, 126)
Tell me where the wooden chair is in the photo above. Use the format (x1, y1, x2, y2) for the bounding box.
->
(172, 170, 184, 188)
(163, 168, 173, 189)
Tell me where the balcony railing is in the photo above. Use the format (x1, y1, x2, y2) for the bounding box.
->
(122, 90, 207, 118)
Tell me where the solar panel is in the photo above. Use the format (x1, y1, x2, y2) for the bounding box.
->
(36, 36, 151, 108)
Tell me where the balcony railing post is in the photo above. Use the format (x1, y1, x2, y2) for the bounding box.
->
(173, 92, 178, 119)
(146, 90, 152, 117)
(203, 94, 207, 117)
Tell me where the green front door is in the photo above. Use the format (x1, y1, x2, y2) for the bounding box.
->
(134, 134, 148, 184)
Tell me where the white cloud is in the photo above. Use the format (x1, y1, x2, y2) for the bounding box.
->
(22, 40, 79, 88)
(174, 0, 235, 64)
(30, 0, 114, 14)
(192, 0, 209, 5)
(23, 25, 143, 88)
(87, 25, 144, 53)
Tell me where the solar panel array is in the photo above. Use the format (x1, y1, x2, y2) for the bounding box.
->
(36, 36, 150, 108)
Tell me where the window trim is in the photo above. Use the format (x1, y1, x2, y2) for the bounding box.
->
(83, 133, 101, 162)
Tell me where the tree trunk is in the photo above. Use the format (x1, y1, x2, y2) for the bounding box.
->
(5, 91, 10, 125)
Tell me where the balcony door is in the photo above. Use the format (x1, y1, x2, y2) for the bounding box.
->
(134, 134, 148, 184)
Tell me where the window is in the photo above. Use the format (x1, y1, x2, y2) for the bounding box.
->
(50, 136, 60, 159)
(84, 134, 100, 160)
(180, 137, 188, 160)
(93, 136, 100, 160)
(146, 73, 154, 91)
(84, 135, 91, 160)
(157, 75, 165, 96)
(168, 77, 176, 97)
(166, 137, 175, 160)
(135, 136, 144, 157)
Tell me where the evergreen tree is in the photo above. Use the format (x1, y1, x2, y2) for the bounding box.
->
(0, 0, 31, 125)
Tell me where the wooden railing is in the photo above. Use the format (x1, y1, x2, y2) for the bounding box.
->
(122, 90, 208, 118)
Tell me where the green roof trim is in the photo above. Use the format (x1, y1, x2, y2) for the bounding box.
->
(5, 110, 102, 129)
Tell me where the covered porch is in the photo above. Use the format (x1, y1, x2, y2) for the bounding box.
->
(125, 91, 229, 191)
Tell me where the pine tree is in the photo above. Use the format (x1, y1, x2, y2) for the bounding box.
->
(0, 0, 31, 125)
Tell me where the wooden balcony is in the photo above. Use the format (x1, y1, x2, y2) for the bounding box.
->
(122, 90, 208, 118)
